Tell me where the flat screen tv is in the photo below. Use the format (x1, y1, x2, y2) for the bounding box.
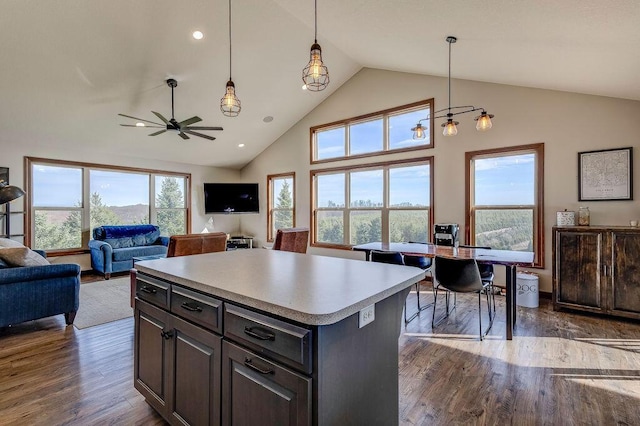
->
(204, 183, 259, 214)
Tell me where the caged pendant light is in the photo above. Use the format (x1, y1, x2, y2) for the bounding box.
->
(302, 0, 329, 91)
(411, 36, 494, 139)
(220, 0, 241, 117)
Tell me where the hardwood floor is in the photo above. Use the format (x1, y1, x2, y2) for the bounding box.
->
(1, 286, 639, 425)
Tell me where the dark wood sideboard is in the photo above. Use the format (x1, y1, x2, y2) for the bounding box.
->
(552, 225, 640, 320)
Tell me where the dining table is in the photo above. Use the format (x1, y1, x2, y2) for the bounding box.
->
(352, 242, 535, 340)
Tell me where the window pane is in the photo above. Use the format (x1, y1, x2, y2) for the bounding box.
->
(273, 177, 294, 210)
(33, 165, 82, 207)
(350, 170, 383, 207)
(389, 108, 430, 150)
(389, 165, 430, 207)
(317, 127, 345, 160)
(89, 170, 149, 230)
(34, 210, 81, 250)
(475, 209, 533, 251)
(350, 119, 383, 155)
(156, 176, 185, 208)
(272, 210, 294, 235)
(475, 154, 535, 206)
(157, 209, 185, 236)
(350, 211, 381, 244)
(389, 210, 429, 243)
(317, 174, 345, 208)
(317, 211, 343, 243)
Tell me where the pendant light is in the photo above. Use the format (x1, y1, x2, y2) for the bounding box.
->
(302, 0, 329, 91)
(412, 36, 494, 139)
(220, 0, 241, 117)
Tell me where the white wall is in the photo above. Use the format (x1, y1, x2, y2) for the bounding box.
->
(0, 142, 241, 269)
(240, 68, 640, 293)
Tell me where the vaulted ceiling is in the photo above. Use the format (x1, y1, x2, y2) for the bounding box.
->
(2, 0, 639, 169)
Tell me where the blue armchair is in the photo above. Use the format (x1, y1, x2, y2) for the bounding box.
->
(89, 225, 169, 279)
(0, 250, 80, 327)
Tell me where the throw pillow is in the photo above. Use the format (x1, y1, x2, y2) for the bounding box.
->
(0, 238, 25, 248)
(0, 247, 50, 267)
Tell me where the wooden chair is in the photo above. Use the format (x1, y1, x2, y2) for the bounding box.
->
(273, 227, 309, 254)
(167, 232, 228, 257)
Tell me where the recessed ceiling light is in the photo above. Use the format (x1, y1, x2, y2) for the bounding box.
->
(135, 122, 145, 127)
(192, 30, 204, 40)
(238, 143, 245, 148)
(263, 116, 273, 123)
(302, 84, 308, 90)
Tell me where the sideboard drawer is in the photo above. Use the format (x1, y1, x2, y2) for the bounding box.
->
(224, 303, 312, 374)
(136, 274, 170, 309)
(171, 285, 223, 334)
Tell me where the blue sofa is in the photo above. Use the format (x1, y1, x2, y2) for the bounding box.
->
(89, 225, 169, 279)
(0, 250, 80, 327)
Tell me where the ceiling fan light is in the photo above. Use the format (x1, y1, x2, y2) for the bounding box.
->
(302, 43, 329, 91)
(220, 80, 241, 117)
(442, 119, 458, 136)
(475, 111, 494, 131)
(411, 123, 426, 140)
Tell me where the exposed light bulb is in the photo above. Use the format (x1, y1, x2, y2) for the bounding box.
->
(475, 112, 494, 131)
(411, 123, 426, 140)
(302, 43, 329, 91)
(220, 80, 241, 117)
(442, 119, 458, 136)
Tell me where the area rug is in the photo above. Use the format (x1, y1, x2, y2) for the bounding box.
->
(74, 277, 133, 329)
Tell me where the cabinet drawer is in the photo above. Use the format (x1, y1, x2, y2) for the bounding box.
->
(171, 285, 223, 334)
(224, 304, 312, 374)
(136, 274, 170, 309)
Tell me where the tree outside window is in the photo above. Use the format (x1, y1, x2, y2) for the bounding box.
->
(267, 173, 295, 241)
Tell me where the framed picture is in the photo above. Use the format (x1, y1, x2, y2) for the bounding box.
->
(579, 147, 633, 201)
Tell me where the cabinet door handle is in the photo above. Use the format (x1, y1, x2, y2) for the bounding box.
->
(140, 285, 157, 294)
(244, 357, 274, 375)
(244, 326, 276, 341)
(181, 302, 203, 312)
(160, 330, 174, 340)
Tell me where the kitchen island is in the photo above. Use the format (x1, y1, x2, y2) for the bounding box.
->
(133, 249, 425, 426)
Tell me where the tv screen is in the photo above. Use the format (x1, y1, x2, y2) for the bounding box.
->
(204, 183, 259, 214)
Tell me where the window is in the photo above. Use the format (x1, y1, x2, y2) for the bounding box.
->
(465, 143, 544, 267)
(311, 99, 434, 163)
(267, 173, 295, 242)
(311, 158, 432, 247)
(26, 158, 190, 253)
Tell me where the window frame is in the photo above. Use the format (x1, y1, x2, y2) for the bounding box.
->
(310, 156, 434, 249)
(310, 99, 434, 164)
(24, 157, 191, 255)
(266, 172, 296, 242)
(464, 143, 544, 267)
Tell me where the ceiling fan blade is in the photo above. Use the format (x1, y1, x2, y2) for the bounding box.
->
(184, 130, 216, 141)
(152, 111, 170, 124)
(120, 124, 164, 128)
(118, 113, 163, 126)
(149, 130, 167, 136)
(186, 126, 224, 131)
(178, 132, 190, 140)
(178, 116, 202, 127)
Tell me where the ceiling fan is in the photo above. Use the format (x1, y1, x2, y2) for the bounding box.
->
(119, 78, 223, 141)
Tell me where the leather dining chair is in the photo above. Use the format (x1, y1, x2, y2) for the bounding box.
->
(459, 244, 496, 317)
(273, 227, 310, 254)
(167, 232, 228, 257)
(432, 255, 495, 340)
(370, 250, 429, 323)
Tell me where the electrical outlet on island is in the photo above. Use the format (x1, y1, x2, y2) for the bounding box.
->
(358, 304, 375, 328)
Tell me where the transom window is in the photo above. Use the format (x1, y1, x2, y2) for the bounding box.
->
(311, 158, 433, 247)
(311, 99, 434, 163)
(26, 158, 190, 253)
(465, 143, 544, 267)
(267, 173, 295, 242)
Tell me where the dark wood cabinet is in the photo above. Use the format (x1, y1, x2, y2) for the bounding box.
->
(135, 299, 222, 426)
(553, 226, 640, 320)
(222, 341, 311, 426)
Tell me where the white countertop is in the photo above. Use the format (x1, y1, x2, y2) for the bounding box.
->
(135, 249, 425, 326)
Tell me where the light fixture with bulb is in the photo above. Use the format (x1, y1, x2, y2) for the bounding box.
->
(220, 0, 241, 117)
(412, 36, 494, 139)
(302, 0, 329, 91)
